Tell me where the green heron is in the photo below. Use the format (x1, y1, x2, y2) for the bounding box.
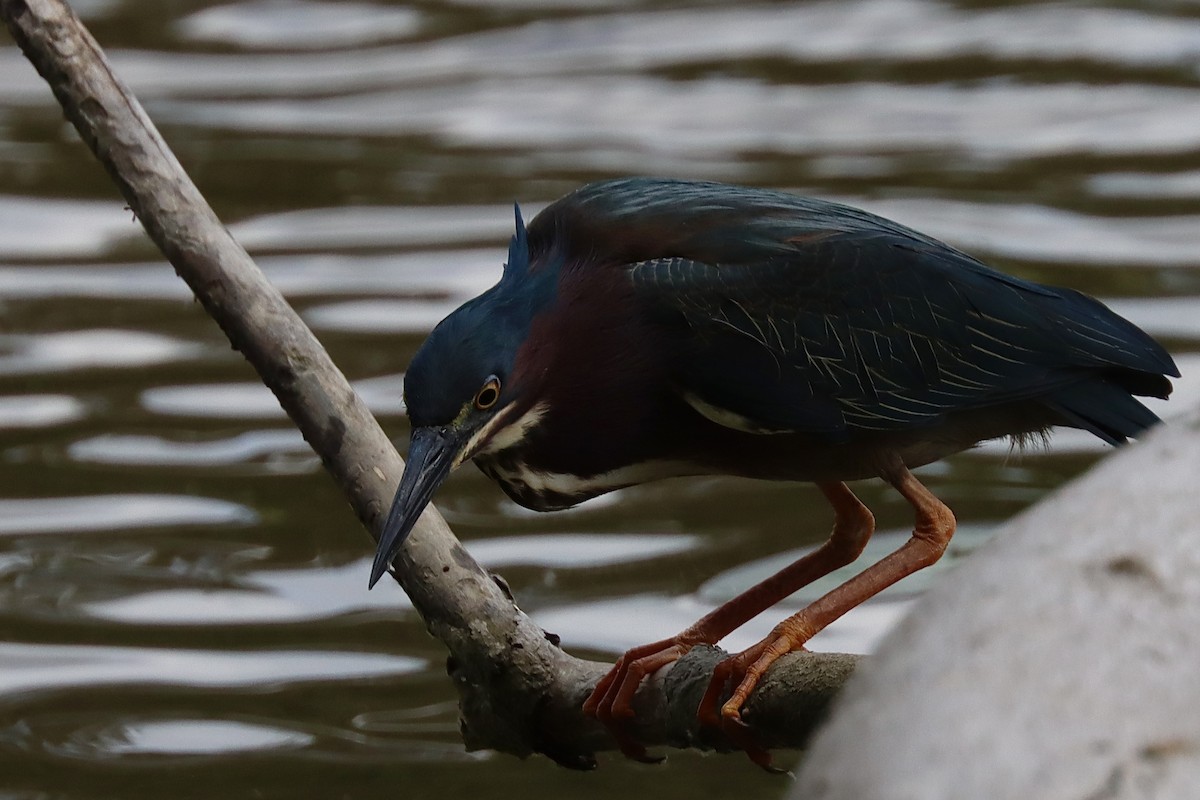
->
(369, 178, 1177, 766)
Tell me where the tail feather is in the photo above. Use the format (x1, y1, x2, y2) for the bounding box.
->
(1047, 288, 1180, 381)
(1044, 379, 1164, 446)
(1033, 288, 1176, 446)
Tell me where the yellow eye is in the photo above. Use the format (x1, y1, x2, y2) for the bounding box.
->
(474, 377, 501, 410)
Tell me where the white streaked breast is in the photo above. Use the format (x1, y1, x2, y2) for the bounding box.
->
(482, 458, 700, 512)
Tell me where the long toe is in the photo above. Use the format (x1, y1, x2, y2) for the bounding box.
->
(696, 631, 810, 771)
(584, 637, 695, 763)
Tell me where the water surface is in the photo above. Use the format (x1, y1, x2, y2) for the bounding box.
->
(2, 1, 1198, 797)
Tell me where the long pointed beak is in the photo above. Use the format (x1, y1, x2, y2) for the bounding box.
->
(369, 425, 462, 588)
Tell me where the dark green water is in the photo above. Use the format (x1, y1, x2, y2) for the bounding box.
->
(1, 1, 1198, 797)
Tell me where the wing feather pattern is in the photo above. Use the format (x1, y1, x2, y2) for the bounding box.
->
(627, 231, 1175, 443)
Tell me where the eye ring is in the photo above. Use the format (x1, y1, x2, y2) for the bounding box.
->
(474, 376, 501, 410)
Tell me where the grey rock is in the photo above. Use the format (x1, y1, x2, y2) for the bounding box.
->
(793, 410, 1200, 800)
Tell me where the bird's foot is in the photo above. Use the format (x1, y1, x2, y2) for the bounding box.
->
(583, 634, 704, 763)
(697, 619, 815, 772)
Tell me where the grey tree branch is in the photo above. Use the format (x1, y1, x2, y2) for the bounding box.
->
(1, 0, 858, 768)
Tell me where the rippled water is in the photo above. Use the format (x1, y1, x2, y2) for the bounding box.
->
(2, 0, 1198, 796)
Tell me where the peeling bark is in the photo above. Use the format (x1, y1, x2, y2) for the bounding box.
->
(2, 0, 858, 767)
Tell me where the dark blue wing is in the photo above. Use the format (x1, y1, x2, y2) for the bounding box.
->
(530, 178, 1175, 443)
(627, 230, 1175, 443)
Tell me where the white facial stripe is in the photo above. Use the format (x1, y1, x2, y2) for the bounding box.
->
(484, 402, 547, 453)
(682, 391, 792, 435)
(453, 402, 548, 468)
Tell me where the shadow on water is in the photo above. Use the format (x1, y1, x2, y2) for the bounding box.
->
(1, 0, 1198, 797)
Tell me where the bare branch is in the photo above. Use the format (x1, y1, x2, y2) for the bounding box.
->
(1, 0, 857, 767)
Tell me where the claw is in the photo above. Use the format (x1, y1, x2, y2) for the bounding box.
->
(695, 631, 805, 771)
(595, 695, 666, 765)
(585, 621, 806, 770)
(718, 704, 778, 771)
(584, 636, 697, 765)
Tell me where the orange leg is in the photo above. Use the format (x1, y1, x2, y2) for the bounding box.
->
(698, 464, 956, 768)
(583, 482, 874, 762)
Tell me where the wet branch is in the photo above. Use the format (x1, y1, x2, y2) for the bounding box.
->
(2, 0, 857, 768)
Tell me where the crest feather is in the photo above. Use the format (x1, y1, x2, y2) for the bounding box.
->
(503, 203, 528, 281)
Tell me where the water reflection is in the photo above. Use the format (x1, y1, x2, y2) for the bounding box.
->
(0, 642, 424, 695)
(537, 594, 913, 656)
(178, 1, 422, 50)
(0, 330, 205, 375)
(28, 711, 485, 765)
(1106, 301, 1200, 340)
(90, 719, 317, 756)
(149, 80, 1200, 163)
(0, 196, 136, 258)
(230, 205, 516, 251)
(305, 299, 460, 334)
(68, 430, 314, 469)
(833, 199, 1200, 268)
(1, 0, 1198, 794)
(83, 559, 412, 625)
(139, 375, 405, 419)
(0, 495, 257, 536)
(0, 264, 190, 300)
(70, 1, 1200, 102)
(0, 394, 88, 429)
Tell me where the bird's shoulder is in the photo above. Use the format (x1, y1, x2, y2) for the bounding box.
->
(523, 180, 1081, 437)
(530, 178, 1030, 295)
(518, 179, 1174, 442)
